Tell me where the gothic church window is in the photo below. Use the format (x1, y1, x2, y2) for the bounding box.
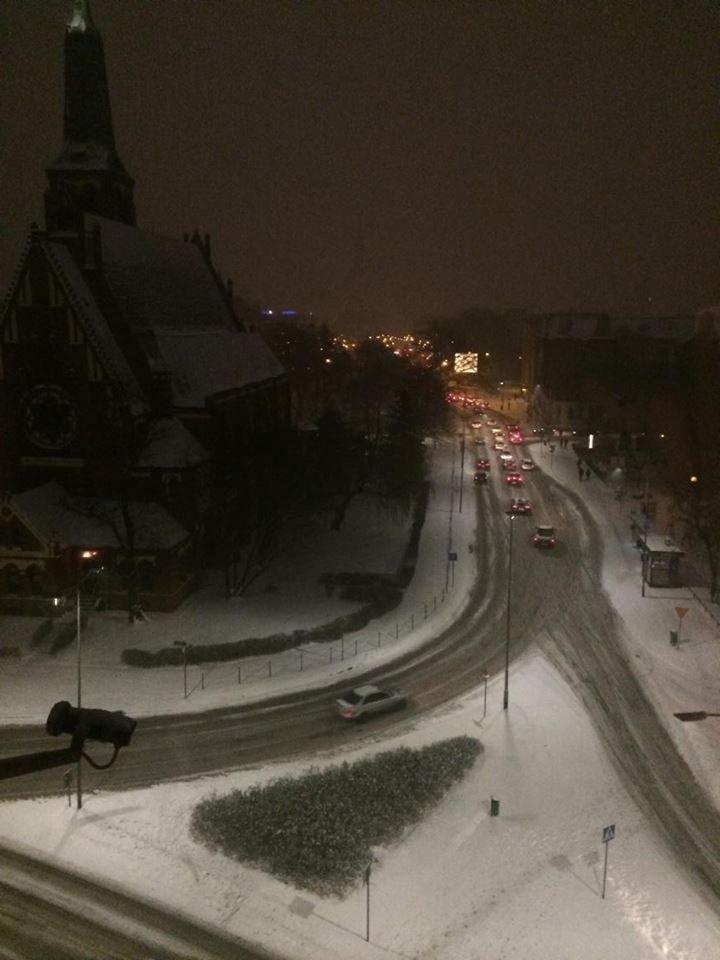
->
(49, 275, 65, 308)
(69, 313, 84, 345)
(3, 309, 18, 344)
(87, 348, 104, 381)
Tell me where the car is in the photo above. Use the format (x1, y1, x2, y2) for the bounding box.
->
(494, 441, 506, 451)
(475, 458, 490, 470)
(520, 458, 535, 470)
(509, 497, 532, 514)
(505, 471, 523, 485)
(486, 418, 497, 426)
(475, 438, 487, 448)
(508, 433, 524, 444)
(498, 452, 515, 465)
(336, 684, 407, 719)
(473, 471, 488, 484)
(533, 524, 557, 548)
(506, 423, 520, 432)
(490, 427, 503, 435)
(471, 420, 483, 429)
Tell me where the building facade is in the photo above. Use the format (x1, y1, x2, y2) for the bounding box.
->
(0, 1, 288, 616)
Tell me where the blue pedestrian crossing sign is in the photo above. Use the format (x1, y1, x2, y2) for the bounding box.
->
(602, 824, 616, 843)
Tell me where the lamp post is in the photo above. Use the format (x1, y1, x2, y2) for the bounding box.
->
(674, 711, 720, 722)
(641, 476, 650, 597)
(76, 585, 82, 809)
(503, 514, 515, 711)
(174, 641, 189, 698)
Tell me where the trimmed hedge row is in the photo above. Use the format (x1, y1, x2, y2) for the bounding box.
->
(190, 734, 481, 896)
(121, 481, 429, 668)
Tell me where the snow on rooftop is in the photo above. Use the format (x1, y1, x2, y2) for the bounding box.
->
(135, 418, 209, 469)
(86, 215, 285, 406)
(154, 328, 285, 407)
(93, 215, 238, 334)
(13, 481, 189, 551)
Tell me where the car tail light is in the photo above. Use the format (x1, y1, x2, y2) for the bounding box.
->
(340, 709, 354, 718)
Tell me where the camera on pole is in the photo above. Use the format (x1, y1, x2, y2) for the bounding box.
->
(0, 702, 138, 782)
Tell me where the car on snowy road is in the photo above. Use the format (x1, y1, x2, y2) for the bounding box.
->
(336, 684, 407, 720)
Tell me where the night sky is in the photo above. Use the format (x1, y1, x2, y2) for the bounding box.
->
(2, 1, 718, 332)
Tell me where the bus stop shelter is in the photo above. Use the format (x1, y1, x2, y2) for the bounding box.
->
(641, 535, 684, 588)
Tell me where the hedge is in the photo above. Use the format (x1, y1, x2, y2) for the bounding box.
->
(190, 735, 481, 896)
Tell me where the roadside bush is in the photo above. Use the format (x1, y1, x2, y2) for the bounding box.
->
(190, 735, 481, 896)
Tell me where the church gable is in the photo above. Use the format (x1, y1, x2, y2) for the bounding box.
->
(0, 234, 110, 387)
(0, 497, 48, 556)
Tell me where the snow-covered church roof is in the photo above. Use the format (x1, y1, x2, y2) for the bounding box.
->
(13, 482, 189, 551)
(136, 418, 209, 469)
(87, 215, 285, 408)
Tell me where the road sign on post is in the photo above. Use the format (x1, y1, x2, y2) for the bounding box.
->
(364, 861, 372, 942)
(674, 606, 689, 644)
(601, 824, 615, 899)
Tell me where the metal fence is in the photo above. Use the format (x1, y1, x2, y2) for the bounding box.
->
(182, 582, 456, 697)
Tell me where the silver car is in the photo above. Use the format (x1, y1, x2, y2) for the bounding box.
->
(336, 683, 407, 720)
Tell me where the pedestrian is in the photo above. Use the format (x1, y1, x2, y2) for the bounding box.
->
(584, 467, 591, 481)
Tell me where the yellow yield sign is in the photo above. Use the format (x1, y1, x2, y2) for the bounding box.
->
(675, 606, 689, 619)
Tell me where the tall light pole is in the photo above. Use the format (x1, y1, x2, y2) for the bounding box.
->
(76, 585, 83, 809)
(503, 514, 515, 710)
(674, 711, 720, 722)
(174, 641, 189, 698)
(641, 476, 650, 597)
(458, 429, 466, 514)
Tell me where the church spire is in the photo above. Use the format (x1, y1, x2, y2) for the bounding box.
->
(68, 0, 95, 33)
(44, 0, 136, 233)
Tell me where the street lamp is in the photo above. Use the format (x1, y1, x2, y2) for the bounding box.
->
(674, 711, 720, 722)
(174, 641, 190, 698)
(503, 514, 515, 710)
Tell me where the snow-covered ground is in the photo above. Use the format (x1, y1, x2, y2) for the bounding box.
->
(1, 417, 720, 959)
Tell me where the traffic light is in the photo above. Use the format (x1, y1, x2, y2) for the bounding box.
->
(46, 700, 137, 750)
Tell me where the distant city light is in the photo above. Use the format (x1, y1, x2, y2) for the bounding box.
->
(454, 352, 478, 373)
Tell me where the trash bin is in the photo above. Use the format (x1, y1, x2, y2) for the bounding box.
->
(670, 630, 678, 647)
(490, 797, 500, 817)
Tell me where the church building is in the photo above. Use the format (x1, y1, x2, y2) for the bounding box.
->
(0, 1, 288, 616)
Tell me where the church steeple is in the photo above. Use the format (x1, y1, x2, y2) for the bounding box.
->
(45, 0, 136, 233)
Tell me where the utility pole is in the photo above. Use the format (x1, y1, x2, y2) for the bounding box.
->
(76, 587, 83, 809)
(503, 515, 515, 710)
